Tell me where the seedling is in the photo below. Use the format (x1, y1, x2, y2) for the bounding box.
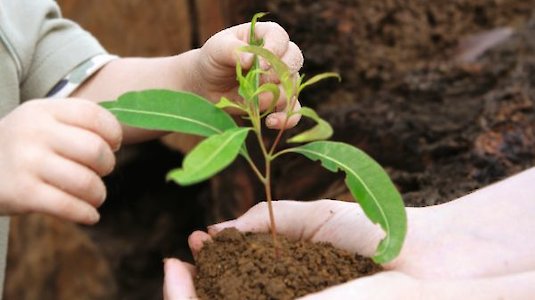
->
(101, 14, 407, 264)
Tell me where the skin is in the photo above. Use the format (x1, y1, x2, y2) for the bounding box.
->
(163, 167, 535, 299)
(0, 21, 303, 225)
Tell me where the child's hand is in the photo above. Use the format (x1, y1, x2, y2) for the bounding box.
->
(192, 21, 304, 129)
(0, 99, 122, 224)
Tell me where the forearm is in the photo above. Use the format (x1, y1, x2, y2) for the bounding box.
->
(415, 167, 535, 277)
(72, 50, 201, 143)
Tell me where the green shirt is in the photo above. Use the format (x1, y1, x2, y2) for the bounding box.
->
(0, 0, 107, 296)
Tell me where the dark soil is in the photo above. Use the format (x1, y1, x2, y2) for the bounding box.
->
(194, 228, 381, 300)
(206, 1, 535, 222)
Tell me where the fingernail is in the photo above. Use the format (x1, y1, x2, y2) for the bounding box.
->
(266, 116, 279, 128)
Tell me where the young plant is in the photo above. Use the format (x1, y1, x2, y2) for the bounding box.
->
(101, 14, 407, 264)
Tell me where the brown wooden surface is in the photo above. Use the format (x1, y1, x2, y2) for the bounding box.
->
(57, 0, 192, 56)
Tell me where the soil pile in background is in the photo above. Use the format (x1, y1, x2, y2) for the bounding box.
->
(206, 1, 535, 220)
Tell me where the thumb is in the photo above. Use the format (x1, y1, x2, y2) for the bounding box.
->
(163, 258, 197, 300)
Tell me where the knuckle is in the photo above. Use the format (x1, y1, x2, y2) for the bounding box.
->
(19, 146, 45, 170)
(266, 21, 288, 39)
(84, 102, 103, 124)
(13, 177, 38, 213)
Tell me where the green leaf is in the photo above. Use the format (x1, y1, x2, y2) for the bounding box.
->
(167, 127, 250, 185)
(215, 97, 246, 112)
(240, 45, 290, 80)
(286, 141, 407, 263)
(249, 12, 268, 45)
(101, 89, 236, 137)
(239, 45, 294, 97)
(298, 72, 341, 95)
(287, 107, 333, 143)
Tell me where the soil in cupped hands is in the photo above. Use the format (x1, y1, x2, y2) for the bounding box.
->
(194, 227, 382, 300)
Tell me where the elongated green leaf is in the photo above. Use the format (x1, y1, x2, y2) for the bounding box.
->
(167, 128, 250, 185)
(298, 72, 341, 94)
(215, 97, 246, 112)
(287, 107, 333, 143)
(101, 89, 236, 137)
(286, 141, 407, 263)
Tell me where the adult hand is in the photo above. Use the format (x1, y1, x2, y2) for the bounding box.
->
(191, 21, 304, 129)
(164, 168, 535, 299)
(0, 99, 122, 224)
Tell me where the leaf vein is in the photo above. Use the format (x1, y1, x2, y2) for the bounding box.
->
(109, 107, 223, 134)
(294, 148, 391, 254)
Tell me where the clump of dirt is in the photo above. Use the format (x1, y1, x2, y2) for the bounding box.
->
(194, 228, 381, 300)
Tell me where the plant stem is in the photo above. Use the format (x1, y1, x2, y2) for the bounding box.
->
(263, 158, 280, 256)
(268, 95, 298, 155)
(251, 120, 281, 255)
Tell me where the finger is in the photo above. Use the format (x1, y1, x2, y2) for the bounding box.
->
(208, 200, 385, 255)
(37, 154, 106, 208)
(27, 182, 100, 224)
(163, 258, 197, 300)
(188, 231, 212, 257)
(50, 99, 122, 151)
(204, 29, 250, 68)
(281, 41, 304, 75)
(266, 99, 302, 129)
(48, 125, 116, 176)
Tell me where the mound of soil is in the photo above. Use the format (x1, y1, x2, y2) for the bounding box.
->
(194, 228, 381, 300)
(206, 1, 535, 223)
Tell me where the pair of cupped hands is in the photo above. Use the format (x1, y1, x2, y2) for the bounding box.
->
(164, 168, 535, 299)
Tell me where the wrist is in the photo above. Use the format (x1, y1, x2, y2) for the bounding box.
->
(171, 48, 204, 96)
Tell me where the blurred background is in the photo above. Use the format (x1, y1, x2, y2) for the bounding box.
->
(5, 1, 534, 299)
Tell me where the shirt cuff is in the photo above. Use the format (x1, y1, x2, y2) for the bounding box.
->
(46, 54, 119, 98)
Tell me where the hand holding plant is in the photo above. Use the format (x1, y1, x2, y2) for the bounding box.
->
(188, 18, 303, 129)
